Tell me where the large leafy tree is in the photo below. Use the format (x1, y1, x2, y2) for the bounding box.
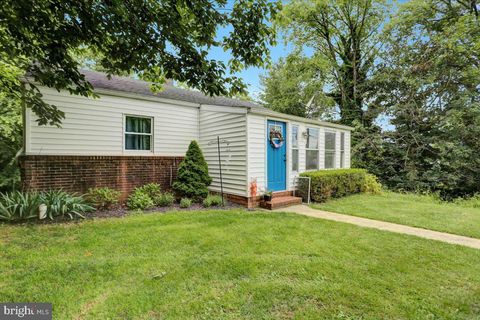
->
(260, 54, 335, 119)
(0, 0, 280, 126)
(276, 0, 389, 127)
(374, 0, 480, 197)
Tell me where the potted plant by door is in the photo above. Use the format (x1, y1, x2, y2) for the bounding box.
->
(264, 190, 273, 202)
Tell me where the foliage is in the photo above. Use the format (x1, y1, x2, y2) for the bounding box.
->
(0, 190, 93, 221)
(203, 195, 223, 208)
(85, 187, 122, 210)
(260, 54, 334, 119)
(179, 198, 193, 209)
(126, 189, 154, 210)
(154, 192, 175, 207)
(277, 0, 389, 127)
(0, 191, 41, 221)
(0, 0, 280, 126)
(173, 141, 212, 201)
(371, 0, 480, 198)
(137, 183, 162, 200)
(39, 190, 94, 220)
(300, 169, 372, 202)
(364, 174, 382, 194)
(0, 79, 22, 192)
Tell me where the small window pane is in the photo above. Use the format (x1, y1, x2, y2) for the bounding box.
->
(306, 150, 318, 170)
(340, 132, 345, 151)
(306, 128, 318, 149)
(125, 134, 151, 150)
(325, 132, 336, 150)
(340, 151, 345, 168)
(126, 116, 151, 133)
(292, 126, 298, 148)
(325, 151, 335, 169)
(292, 149, 299, 172)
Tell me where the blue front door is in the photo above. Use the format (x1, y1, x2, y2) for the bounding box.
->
(267, 120, 287, 191)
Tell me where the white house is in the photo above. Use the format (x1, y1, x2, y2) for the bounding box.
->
(21, 70, 352, 208)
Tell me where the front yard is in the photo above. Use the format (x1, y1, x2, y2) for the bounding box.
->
(312, 192, 480, 238)
(1, 210, 479, 319)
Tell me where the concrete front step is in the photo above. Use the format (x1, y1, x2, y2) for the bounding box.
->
(260, 195, 302, 210)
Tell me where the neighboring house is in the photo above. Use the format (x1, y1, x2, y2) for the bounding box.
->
(21, 70, 352, 208)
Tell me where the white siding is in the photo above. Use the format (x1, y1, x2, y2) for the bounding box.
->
(246, 114, 352, 193)
(27, 88, 199, 156)
(199, 107, 248, 196)
(247, 114, 266, 196)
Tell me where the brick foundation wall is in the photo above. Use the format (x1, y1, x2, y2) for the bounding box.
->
(19, 155, 183, 200)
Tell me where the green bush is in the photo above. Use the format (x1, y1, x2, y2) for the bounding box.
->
(173, 141, 212, 202)
(0, 191, 41, 221)
(85, 187, 121, 210)
(300, 169, 378, 202)
(127, 189, 154, 210)
(137, 183, 162, 199)
(39, 190, 95, 219)
(179, 198, 193, 208)
(203, 195, 223, 208)
(364, 174, 382, 194)
(154, 192, 175, 207)
(0, 190, 94, 221)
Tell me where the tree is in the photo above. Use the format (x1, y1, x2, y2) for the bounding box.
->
(277, 0, 389, 127)
(173, 141, 212, 201)
(373, 0, 480, 197)
(0, 0, 280, 126)
(260, 54, 335, 119)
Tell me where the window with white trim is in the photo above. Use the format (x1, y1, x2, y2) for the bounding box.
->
(340, 132, 345, 168)
(306, 127, 319, 170)
(124, 116, 152, 151)
(292, 125, 299, 172)
(325, 131, 336, 169)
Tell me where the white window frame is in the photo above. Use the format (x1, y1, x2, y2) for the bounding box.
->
(291, 125, 299, 172)
(340, 132, 345, 168)
(123, 114, 154, 153)
(324, 130, 336, 169)
(305, 127, 319, 171)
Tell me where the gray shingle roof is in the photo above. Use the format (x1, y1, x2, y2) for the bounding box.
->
(82, 70, 260, 108)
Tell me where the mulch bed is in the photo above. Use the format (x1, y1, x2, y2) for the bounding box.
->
(88, 201, 245, 219)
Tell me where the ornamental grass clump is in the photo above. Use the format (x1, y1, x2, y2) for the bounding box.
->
(173, 141, 212, 202)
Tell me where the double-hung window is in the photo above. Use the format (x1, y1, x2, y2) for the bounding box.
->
(291, 125, 299, 172)
(340, 132, 345, 168)
(325, 131, 336, 169)
(306, 128, 319, 170)
(124, 115, 153, 151)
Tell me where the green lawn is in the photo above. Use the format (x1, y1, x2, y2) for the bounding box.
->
(1, 211, 480, 319)
(312, 192, 480, 239)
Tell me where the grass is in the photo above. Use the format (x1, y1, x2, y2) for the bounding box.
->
(312, 192, 480, 239)
(1, 210, 480, 319)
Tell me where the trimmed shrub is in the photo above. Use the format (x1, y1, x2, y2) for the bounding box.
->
(0, 191, 41, 221)
(137, 183, 162, 199)
(173, 141, 212, 202)
(127, 189, 154, 210)
(179, 198, 193, 208)
(203, 195, 223, 208)
(39, 190, 94, 219)
(300, 169, 377, 202)
(154, 192, 175, 207)
(85, 187, 121, 210)
(364, 174, 382, 194)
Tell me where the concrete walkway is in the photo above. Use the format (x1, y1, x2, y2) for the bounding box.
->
(275, 205, 480, 250)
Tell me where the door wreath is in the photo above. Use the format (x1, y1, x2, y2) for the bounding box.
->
(269, 129, 284, 149)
